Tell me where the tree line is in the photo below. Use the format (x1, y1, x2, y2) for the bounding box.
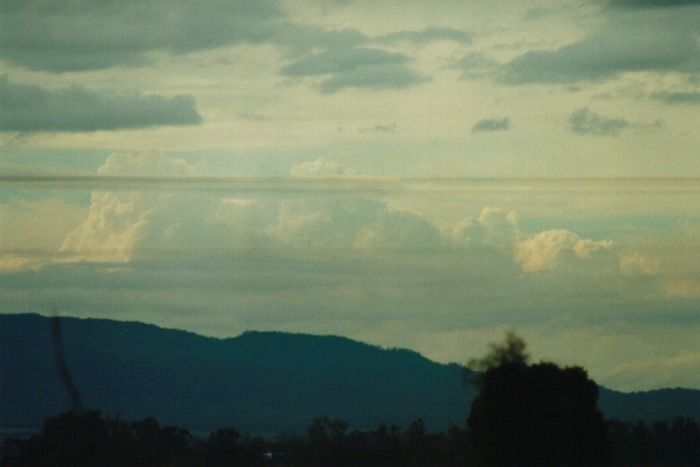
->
(3, 331, 699, 465)
(3, 409, 700, 466)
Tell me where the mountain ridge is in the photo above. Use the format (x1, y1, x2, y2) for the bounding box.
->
(2, 313, 699, 434)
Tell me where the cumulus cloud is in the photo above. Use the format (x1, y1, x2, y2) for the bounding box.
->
(0, 76, 201, 132)
(472, 117, 510, 133)
(97, 151, 207, 177)
(291, 158, 357, 177)
(515, 229, 613, 272)
(663, 279, 700, 299)
(619, 251, 661, 275)
(0, 255, 46, 273)
(569, 107, 629, 136)
(57, 153, 448, 263)
(450, 207, 518, 250)
(59, 152, 209, 262)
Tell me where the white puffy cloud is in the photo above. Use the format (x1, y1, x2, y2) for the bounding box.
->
(515, 229, 613, 272)
(58, 153, 446, 262)
(98, 150, 207, 176)
(0, 197, 88, 271)
(59, 151, 210, 262)
(59, 190, 160, 262)
(291, 157, 357, 177)
(450, 207, 518, 249)
(619, 251, 661, 275)
(0, 254, 45, 273)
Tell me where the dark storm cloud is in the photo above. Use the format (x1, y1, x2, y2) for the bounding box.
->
(499, 3, 700, 84)
(0, 76, 202, 132)
(472, 118, 510, 133)
(282, 47, 426, 93)
(375, 27, 472, 45)
(569, 107, 629, 136)
(0, 0, 284, 72)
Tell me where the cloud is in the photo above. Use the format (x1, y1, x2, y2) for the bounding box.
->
(375, 27, 472, 45)
(608, 0, 700, 10)
(97, 150, 207, 177)
(472, 117, 510, 133)
(318, 63, 427, 93)
(651, 91, 700, 105)
(291, 158, 357, 177)
(58, 153, 446, 263)
(619, 251, 661, 275)
(281, 47, 426, 93)
(281, 47, 409, 76)
(0, 197, 90, 272)
(569, 107, 629, 136)
(451, 52, 499, 80)
(0, 76, 201, 132)
(663, 279, 700, 299)
(515, 229, 613, 272)
(0, 0, 284, 72)
(450, 207, 519, 250)
(59, 151, 210, 263)
(499, 5, 700, 84)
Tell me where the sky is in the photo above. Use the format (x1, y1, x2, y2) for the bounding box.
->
(1, 0, 700, 392)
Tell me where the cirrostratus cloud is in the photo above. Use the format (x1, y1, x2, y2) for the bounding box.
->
(0, 76, 201, 132)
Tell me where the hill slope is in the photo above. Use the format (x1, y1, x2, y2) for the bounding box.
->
(2, 314, 700, 433)
(0, 314, 472, 433)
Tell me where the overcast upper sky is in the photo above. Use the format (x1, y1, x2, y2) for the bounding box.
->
(1, 1, 700, 392)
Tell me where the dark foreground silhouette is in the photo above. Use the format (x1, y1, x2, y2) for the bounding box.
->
(3, 325, 700, 465)
(3, 409, 700, 466)
(465, 331, 610, 464)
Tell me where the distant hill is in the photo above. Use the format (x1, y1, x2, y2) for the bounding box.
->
(2, 314, 699, 434)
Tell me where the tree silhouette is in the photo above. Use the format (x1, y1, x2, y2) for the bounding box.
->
(465, 332, 610, 465)
(206, 428, 241, 465)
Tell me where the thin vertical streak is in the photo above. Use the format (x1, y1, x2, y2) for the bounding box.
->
(49, 310, 84, 413)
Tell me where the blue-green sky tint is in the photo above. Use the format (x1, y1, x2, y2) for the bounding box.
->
(2, 1, 700, 392)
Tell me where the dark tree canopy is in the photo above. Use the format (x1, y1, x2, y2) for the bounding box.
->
(466, 332, 610, 465)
